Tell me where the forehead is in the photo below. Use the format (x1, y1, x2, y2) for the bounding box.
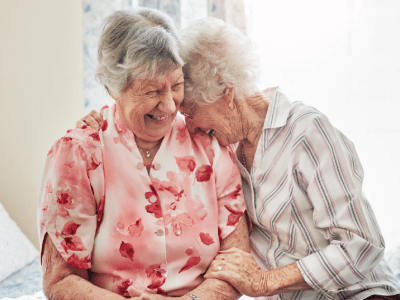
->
(136, 67, 183, 88)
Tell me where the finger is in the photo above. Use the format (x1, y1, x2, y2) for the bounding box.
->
(139, 295, 151, 300)
(214, 253, 231, 260)
(90, 110, 103, 125)
(76, 119, 87, 129)
(205, 270, 236, 285)
(82, 115, 100, 129)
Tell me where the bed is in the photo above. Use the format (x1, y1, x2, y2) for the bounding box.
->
(1, 201, 399, 300)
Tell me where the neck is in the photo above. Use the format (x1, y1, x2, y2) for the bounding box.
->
(135, 137, 163, 151)
(237, 92, 270, 149)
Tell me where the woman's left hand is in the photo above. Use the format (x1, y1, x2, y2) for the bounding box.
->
(204, 247, 271, 297)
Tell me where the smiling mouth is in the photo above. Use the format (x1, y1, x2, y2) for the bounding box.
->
(147, 114, 168, 121)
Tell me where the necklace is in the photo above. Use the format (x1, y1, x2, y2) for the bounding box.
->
(137, 145, 159, 159)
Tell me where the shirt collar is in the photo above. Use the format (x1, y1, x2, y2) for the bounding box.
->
(263, 87, 292, 129)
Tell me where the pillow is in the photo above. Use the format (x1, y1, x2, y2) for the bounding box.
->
(0, 201, 39, 282)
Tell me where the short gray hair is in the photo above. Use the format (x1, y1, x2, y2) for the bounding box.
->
(180, 17, 260, 104)
(96, 8, 184, 96)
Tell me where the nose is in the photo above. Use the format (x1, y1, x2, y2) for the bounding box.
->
(185, 118, 200, 136)
(158, 92, 176, 115)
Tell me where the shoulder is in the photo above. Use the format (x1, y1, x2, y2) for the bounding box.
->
(47, 128, 102, 164)
(286, 101, 333, 133)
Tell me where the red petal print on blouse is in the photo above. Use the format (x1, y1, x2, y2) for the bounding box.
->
(45, 178, 52, 194)
(56, 189, 76, 217)
(176, 122, 188, 144)
(146, 264, 161, 277)
(175, 156, 196, 172)
(60, 236, 86, 254)
(218, 227, 223, 243)
(119, 241, 135, 260)
(145, 185, 162, 218)
(225, 204, 244, 226)
(195, 165, 213, 182)
(62, 137, 73, 143)
(231, 184, 242, 199)
(67, 253, 90, 269)
(128, 218, 144, 237)
(60, 220, 81, 236)
(199, 232, 215, 245)
(147, 271, 166, 289)
(113, 136, 120, 144)
(88, 152, 100, 171)
(96, 196, 105, 231)
(171, 219, 182, 236)
(117, 279, 133, 296)
(146, 264, 166, 290)
(179, 256, 201, 273)
(100, 119, 108, 131)
(177, 212, 194, 226)
(185, 248, 193, 256)
(89, 132, 100, 141)
(157, 288, 167, 296)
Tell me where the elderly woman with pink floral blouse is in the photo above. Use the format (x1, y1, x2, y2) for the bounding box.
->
(37, 8, 249, 300)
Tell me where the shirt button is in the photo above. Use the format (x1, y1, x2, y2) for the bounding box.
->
(155, 229, 164, 236)
(153, 163, 161, 170)
(149, 195, 157, 203)
(137, 162, 144, 170)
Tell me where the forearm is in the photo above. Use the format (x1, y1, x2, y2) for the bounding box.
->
(260, 263, 311, 296)
(44, 274, 126, 300)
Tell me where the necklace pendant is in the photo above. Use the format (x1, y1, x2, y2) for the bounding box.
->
(146, 150, 151, 158)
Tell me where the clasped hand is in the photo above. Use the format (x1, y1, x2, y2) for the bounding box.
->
(204, 247, 273, 297)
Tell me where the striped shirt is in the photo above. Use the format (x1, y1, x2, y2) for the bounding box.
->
(238, 88, 400, 300)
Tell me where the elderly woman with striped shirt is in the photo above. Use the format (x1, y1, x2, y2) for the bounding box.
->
(81, 17, 400, 300)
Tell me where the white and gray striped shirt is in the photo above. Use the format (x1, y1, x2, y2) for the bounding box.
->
(238, 88, 400, 300)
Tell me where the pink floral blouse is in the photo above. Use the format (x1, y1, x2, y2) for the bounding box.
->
(38, 104, 245, 297)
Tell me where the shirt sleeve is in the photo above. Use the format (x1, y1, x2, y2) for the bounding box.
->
(211, 141, 247, 240)
(295, 114, 385, 298)
(37, 132, 103, 269)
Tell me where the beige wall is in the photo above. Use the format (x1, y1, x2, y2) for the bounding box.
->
(0, 0, 84, 249)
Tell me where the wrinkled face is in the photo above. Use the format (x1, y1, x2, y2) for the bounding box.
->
(179, 96, 236, 147)
(114, 68, 184, 142)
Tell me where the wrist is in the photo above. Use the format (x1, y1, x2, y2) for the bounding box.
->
(259, 269, 278, 297)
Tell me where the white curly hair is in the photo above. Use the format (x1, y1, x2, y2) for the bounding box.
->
(95, 8, 184, 97)
(180, 17, 261, 104)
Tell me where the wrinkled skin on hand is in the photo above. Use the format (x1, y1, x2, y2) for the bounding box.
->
(204, 247, 270, 297)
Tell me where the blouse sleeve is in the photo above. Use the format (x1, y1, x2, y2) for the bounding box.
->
(295, 114, 385, 298)
(37, 131, 103, 269)
(211, 141, 246, 240)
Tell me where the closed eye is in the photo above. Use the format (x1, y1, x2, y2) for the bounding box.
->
(172, 82, 184, 91)
(146, 90, 158, 97)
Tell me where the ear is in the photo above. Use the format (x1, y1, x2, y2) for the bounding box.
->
(223, 87, 235, 104)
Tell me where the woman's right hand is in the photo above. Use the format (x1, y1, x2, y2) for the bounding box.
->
(76, 110, 103, 129)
